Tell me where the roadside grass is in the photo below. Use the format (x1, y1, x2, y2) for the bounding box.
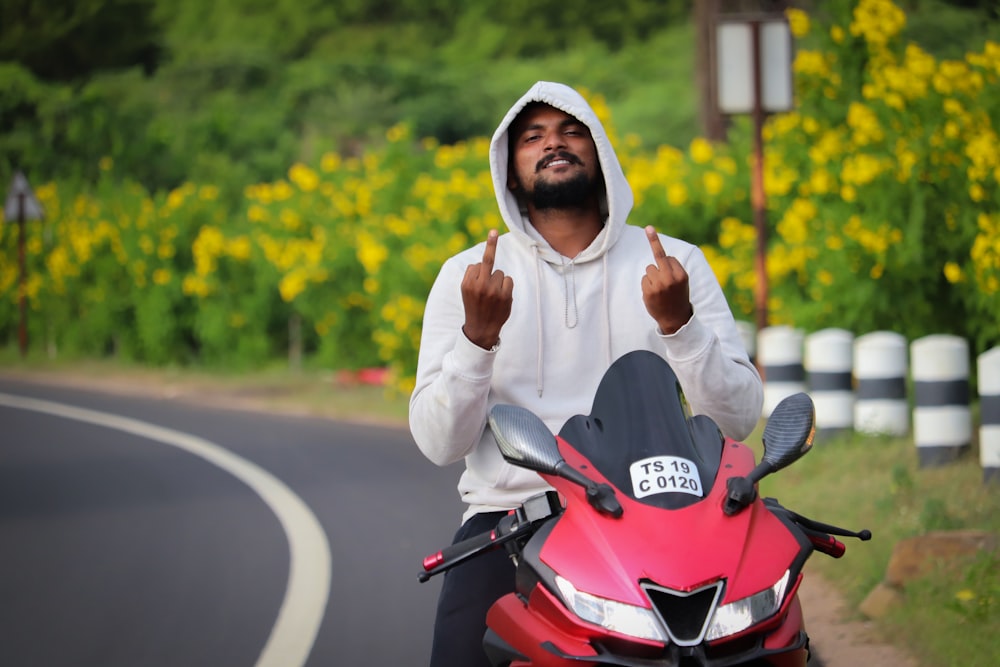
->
(749, 428, 999, 667)
(3, 351, 997, 665)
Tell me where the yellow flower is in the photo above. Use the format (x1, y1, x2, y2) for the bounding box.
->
(280, 208, 302, 231)
(794, 50, 829, 78)
(153, 268, 172, 286)
(847, 102, 884, 145)
(786, 8, 810, 38)
(689, 137, 714, 164)
(272, 180, 294, 201)
(718, 217, 755, 249)
(182, 274, 212, 297)
(809, 169, 835, 194)
(99, 156, 114, 171)
(166, 187, 186, 210)
(703, 171, 724, 195)
(943, 262, 965, 283)
(320, 152, 341, 173)
(357, 231, 389, 273)
(666, 182, 688, 206)
(279, 269, 308, 302)
(850, 0, 907, 47)
(386, 123, 410, 143)
(955, 589, 976, 602)
(289, 163, 319, 192)
(842, 154, 886, 186)
(247, 204, 269, 223)
(227, 236, 252, 261)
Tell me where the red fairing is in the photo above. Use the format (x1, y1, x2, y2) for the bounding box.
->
(539, 436, 803, 609)
(487, 581, 667, 666)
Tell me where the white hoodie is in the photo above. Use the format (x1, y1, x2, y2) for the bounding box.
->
(409, 81, 763, 523)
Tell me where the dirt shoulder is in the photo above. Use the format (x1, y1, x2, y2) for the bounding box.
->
(798, 574, 919, 667)
(1, 366, 920, 666)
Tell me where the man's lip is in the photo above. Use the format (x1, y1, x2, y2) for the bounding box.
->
(539, 155, 579, 171)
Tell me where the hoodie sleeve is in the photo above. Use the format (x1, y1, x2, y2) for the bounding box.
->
(408, 255, 497, 466)
(658, 245, 763, 441)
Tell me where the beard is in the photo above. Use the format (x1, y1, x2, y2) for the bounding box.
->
(524, 170, 602, 211)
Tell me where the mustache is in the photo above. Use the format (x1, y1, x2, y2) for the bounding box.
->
(536, 151, 583, 172)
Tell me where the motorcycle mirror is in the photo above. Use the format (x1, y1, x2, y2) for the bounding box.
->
(761, 392, 816, 473)
(489, 404, 624, 519)
(725, 392, 816, 516)
(488, 404, 564, 474)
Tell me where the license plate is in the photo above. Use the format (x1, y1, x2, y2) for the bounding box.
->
(629, 456, 703, 498)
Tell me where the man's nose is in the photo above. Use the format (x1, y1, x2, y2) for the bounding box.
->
(543, 132, 566, 151)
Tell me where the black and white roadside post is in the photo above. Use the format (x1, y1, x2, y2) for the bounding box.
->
(758, 325, 805, 418)
(805, 328, 855, 441)
(3, 171, 45, 358)
(853, 331, 910, 436)
(714, 8, 794, 337)
(977, 347, 1000, 483)
(910, 335, 972, 467)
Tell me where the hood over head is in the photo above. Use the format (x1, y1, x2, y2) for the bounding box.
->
(489, 81, 634, 264)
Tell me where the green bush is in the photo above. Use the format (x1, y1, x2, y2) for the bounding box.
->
(1, 0, 998, 396)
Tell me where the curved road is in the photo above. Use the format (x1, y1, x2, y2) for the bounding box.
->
(0, 377, 853, 667)
(0, 378, 462, 666)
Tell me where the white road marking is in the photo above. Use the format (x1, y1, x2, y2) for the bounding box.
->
(0, 392, 331, 667)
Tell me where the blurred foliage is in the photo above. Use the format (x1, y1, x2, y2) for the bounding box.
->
(0, 0, 694, 193)
(1, 0, 999, 396)
(2, 0, 995, 192)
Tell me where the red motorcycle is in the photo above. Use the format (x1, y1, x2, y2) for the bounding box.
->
(420, 350, 870, 666)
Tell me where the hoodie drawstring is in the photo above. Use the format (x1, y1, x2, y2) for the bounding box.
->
(603, 252, 612, 367)
(533, 249, 612, 397)
(534, 246, 545, 397)
(561, 256, 579, 329)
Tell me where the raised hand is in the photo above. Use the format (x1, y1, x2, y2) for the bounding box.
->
(641, 225, 693, 335)
(461, 230, 514, 350)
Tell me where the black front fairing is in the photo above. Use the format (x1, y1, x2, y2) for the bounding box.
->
(557, 350, 724, 510)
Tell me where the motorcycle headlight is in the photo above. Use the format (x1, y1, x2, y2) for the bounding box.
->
(554, 575, 669, 643)
(704, 570, 791, 641)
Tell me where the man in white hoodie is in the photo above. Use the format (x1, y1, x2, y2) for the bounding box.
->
(410, 81, 763, 667)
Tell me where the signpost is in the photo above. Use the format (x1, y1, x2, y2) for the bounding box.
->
(4, 171, 45, 357)
(714, 10, 794, 334)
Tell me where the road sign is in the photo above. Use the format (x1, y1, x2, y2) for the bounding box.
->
(4, 170, 44, 358)
(4, 171, 45, 222)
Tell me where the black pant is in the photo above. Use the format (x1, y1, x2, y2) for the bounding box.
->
(428, 511, 516, 667)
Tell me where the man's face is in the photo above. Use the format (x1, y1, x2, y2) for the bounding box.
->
(508, 104, 600, 210)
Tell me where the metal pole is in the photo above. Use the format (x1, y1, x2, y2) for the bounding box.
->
(750, 20, 769, 334)
(17, 191, 28, 357)
(696, 0, 728, 141)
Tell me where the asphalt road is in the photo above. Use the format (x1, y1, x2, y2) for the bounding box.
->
(0, 377, 860, 667)
(0, 378, 464, 667)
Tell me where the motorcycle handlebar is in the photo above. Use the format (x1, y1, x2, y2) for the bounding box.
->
(763, 497, 871, 559)
(420, 527, 501, 581)
(801, 526, 847, 558)
(419, 492, 563, 583)
(419, 513, 523, 583)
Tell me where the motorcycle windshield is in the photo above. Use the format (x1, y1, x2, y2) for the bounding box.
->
(557, 350, 724, 510)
